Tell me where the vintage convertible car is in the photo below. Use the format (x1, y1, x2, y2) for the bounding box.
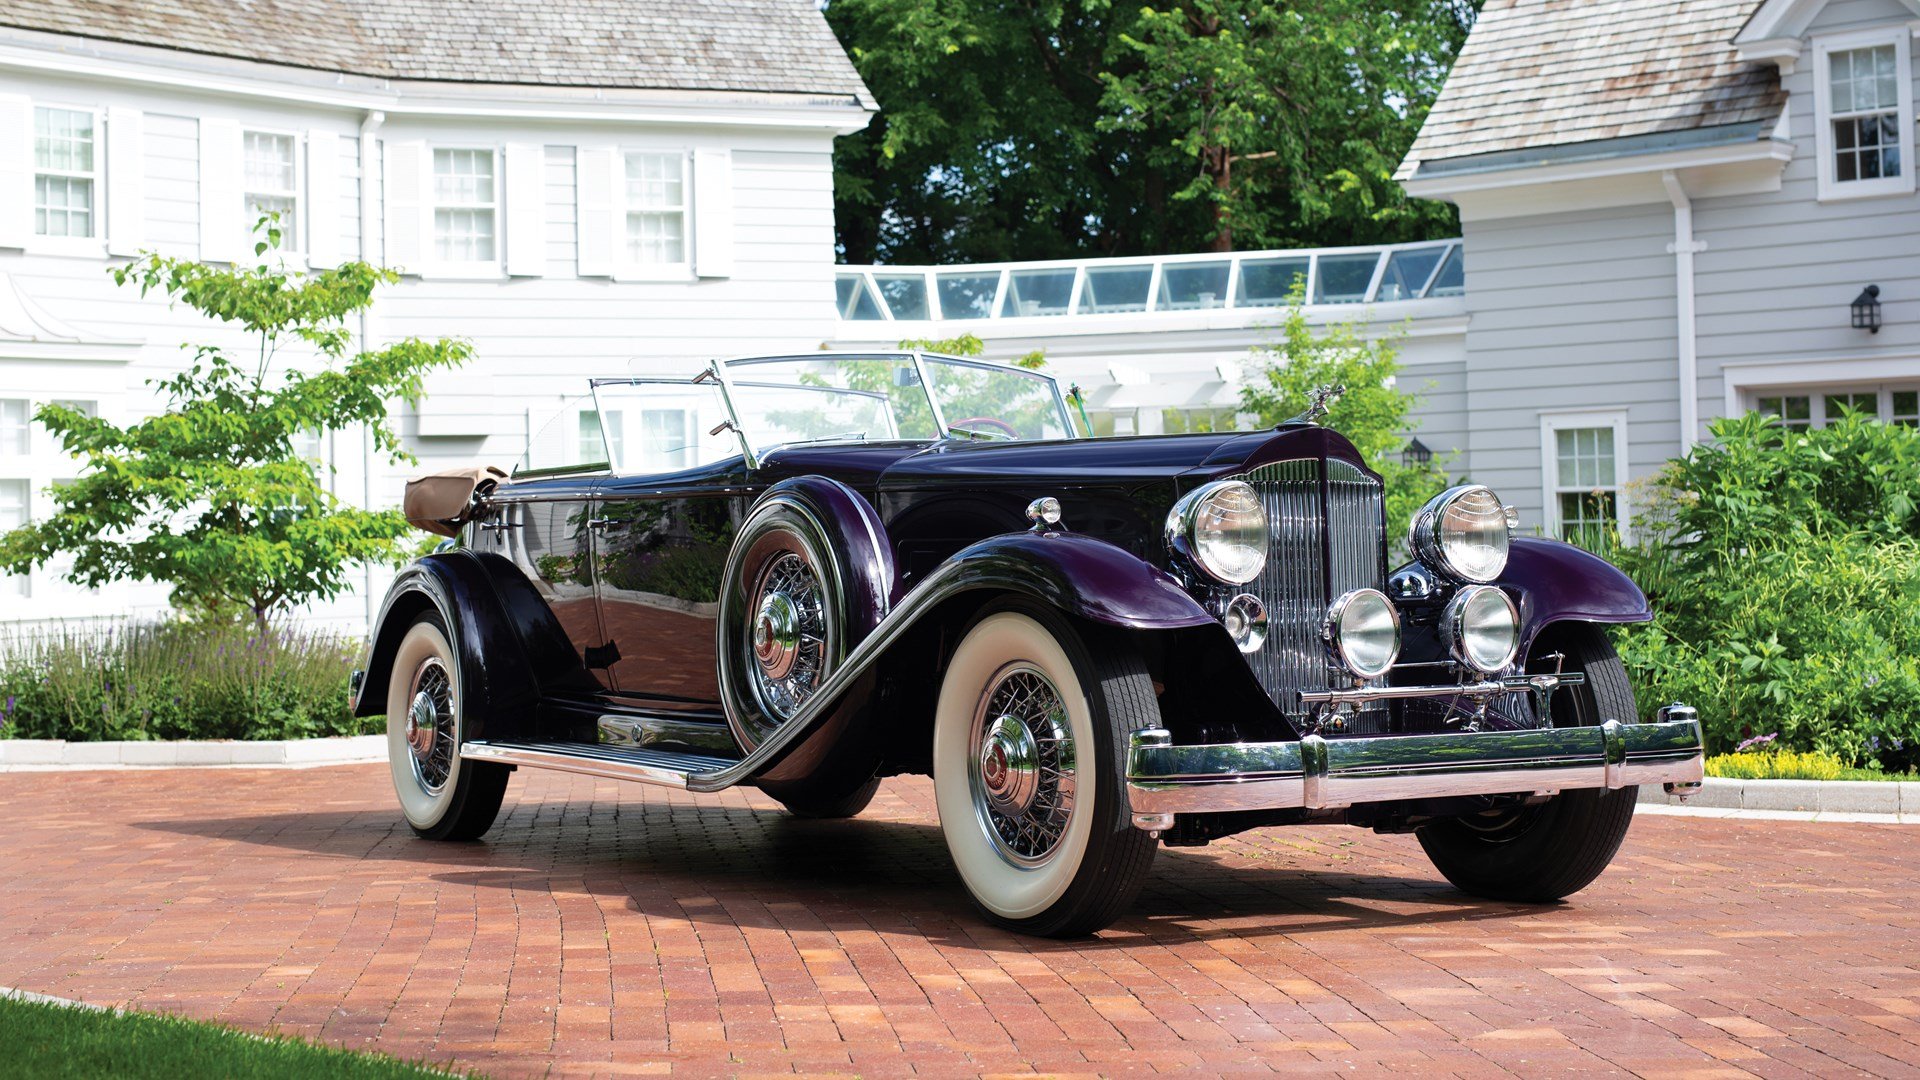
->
(350, 352, 1705, 936)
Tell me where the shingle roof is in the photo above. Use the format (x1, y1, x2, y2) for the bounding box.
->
(0, 0, 872, 101)
(1399, 0, 1782, 178)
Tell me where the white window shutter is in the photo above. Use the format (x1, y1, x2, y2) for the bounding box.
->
(306, 130, 341, 268)
(105, 107, 145, 257)
(504, 143, 545, 277)
(692, 147, 734, 279)
(199, 118, 243, 263)
(383, 140, 425, 271)
(576, 146, 614, 277)
(0, 95, 30, 249)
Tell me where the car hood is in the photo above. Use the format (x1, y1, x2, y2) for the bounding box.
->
(874, 426, 1361, 488)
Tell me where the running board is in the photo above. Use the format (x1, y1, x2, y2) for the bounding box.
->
(460, 741, 739, 790)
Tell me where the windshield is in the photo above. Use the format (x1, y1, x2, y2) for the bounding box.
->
(725, 353, 1073, 443)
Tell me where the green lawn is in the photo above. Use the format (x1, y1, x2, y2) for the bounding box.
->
(0, 993, 469, 1079)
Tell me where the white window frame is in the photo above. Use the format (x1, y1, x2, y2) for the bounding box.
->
(1539, 409, 1630, 544)
(615, 149, 692, 281)
(240, 127, 303, 257)
(1813, 26, 1916, 201)
(29, 102, 105, 256)
(1741, 381, 1920, 426)
(426, 145, 502, 278)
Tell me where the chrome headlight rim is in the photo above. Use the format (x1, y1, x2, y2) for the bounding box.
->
(1165, 479, 1268, 586)
(1440, 584, 1520, 674)
(1410, 484, 1512, 584)
(1322, 587, 1402, 680)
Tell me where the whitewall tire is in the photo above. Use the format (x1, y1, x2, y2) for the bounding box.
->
(385, 612, 508, 841)
(932, 607, 1158, 936)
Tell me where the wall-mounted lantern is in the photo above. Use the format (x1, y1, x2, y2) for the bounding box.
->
(1402, 437, 1433, 468)
(1853, 285, 1882, 334)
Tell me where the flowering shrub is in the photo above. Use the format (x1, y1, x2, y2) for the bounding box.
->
(1606, 411, 1920, 771)
(0, 622, 367, 741)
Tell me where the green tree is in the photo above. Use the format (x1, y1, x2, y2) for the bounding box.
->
(824, 0, 1477, 262)
(0, 220, 471, 624)
(1239, 288, 1450, 539)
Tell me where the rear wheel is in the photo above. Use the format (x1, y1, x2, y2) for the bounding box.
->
(386, 611, 509, 841)
(932, 607, 1158, 937)
(1416, 623, 1638, 902)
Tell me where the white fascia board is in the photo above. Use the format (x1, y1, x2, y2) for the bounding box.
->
(0, 28, 874, 133)
(1737, 0, 1920, 44)
(838, 305, 1470, 346)
(1409, 139, 1795, 221)
(1732, 37, 1804, 73)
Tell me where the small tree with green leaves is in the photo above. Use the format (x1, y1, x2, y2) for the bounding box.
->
(0, 219, 470, 625)
(1240, 290, 1450, 540)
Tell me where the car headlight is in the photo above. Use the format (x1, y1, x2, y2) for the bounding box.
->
(1167, 480, 1267, 585)
(1323, 588, 1400, 679)
(1410, 485, 1511, 583)
(1440, 585, 1520, 673)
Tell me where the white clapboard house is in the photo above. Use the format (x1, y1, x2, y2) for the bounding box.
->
(0, 0, 872, 626)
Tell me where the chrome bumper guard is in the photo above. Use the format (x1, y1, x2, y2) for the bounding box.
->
(1125, 705, 1706, 831)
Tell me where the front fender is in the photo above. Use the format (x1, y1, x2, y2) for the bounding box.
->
(1500, 536, 1652, 656)
(939, 530, 1216, 630)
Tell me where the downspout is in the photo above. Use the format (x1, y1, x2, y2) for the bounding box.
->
(359, 110, 385, 630)
(1661, 170, 1704, 449)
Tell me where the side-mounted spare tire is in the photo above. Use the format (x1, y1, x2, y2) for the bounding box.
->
(716, 478, 894, 815)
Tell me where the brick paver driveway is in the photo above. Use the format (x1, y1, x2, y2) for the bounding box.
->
(2, 765, 1916, 1078)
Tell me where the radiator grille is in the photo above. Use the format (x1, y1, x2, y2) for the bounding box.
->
(1241, 457, 1389, 731)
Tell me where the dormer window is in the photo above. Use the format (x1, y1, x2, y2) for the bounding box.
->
(1814, 28, 1916, 200)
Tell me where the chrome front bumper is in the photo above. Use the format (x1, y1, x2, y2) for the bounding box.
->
(1125, 709, 1706, 831)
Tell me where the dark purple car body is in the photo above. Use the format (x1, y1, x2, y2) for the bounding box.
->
(352, 353, 1704, 935)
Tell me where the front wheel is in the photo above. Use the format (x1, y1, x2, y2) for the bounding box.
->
(932, 607, 1158, 937)
(386, 611, 509, 841)
(1416, 623, 1638, 902)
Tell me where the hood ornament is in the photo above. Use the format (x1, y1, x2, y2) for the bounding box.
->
(1286, 383, 1345, 427)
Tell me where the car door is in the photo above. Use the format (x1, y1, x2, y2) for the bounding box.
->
(583, 385, 750, 714)
(477, 475, 617, 701)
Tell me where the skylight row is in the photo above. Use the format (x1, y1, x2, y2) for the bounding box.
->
(835, 241, 1463, 322)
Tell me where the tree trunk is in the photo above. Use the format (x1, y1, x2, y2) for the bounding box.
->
(1207, 147, 1232, 252)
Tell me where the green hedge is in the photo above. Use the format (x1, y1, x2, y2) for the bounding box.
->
(0, 621, 369, 741)
(1608, 411, 1920, 772)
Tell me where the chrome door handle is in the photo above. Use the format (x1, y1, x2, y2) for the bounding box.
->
(477, 520, 522, 531)
(587, 518, 614, 530)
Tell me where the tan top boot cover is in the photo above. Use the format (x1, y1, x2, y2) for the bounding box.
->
(404, 465, 508, 537)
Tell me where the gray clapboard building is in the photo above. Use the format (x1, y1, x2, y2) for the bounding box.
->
(1398, 0, 1920, 542)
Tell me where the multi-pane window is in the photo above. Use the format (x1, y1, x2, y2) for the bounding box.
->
(1829, 45, 1902, 183)
(577, 410, 623, 467)
(0, 399, 28, 456)
(433, 149, 497, 263)
(243, 131, 299, 250)
(1755, 387, 1918, 429)
(1757, 394, 1813, 432)
(1893, 391, 1919, 427)
(34, 107, 96, 238)
(641, 409, 690, 470)
(0, 479, 27, 597)
(1553, 426, 1619, 548)
(624, 153, 687, 266)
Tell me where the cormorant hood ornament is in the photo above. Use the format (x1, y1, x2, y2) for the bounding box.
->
(1285, 383, 1345, 427)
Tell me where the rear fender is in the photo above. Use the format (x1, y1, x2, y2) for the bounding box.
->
(1500, 536, 1652, 657)
(352, 551, 558, 742)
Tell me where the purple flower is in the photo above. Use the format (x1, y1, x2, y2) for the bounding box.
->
(3, 696, 12, 718)
(1735, 732, 1778, 753)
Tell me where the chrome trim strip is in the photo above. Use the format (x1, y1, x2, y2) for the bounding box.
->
(1124, 717, 1706, 817)
(461, 740, 737, 789)
(1298, 671, 1586, 706)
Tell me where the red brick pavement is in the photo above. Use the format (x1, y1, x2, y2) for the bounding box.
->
(2, 765, 1917, 1078)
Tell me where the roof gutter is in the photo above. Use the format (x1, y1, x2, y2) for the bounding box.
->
(1404, 123, 1791, 200)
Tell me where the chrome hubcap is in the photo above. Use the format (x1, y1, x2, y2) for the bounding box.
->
(753, 590, 801, 680)
(405, 656, 456, 795)
(969, 665, 1075, 865)
(747, 551, 828, 720)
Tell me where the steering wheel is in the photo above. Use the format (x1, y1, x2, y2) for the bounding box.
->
(950, 416, 1020, 439)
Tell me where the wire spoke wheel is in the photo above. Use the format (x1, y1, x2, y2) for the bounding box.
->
(404, 656, 457, 795)
(747, 550, 831, 721)
(969, 664, 1077, 865)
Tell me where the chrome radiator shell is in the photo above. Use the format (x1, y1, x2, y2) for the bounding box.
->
(1238, 457, 1390, 729)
